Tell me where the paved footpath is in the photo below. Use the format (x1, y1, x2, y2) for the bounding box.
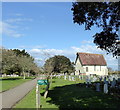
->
(0, 77, 39, 109)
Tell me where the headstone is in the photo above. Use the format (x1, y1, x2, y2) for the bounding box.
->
(64, 75, 67, 80)
(108, 78, 111, 84)
(64, 73, 67, 76)
(79, 75, 81, 79)
(72, 77, 75, 81)
(104, 81, 108, 94)
(58, 75, 60, 79)
(115, 75, 118, 80)
(99, 76, 102, 82)
(88, 79, 91, 85)
(111, 78, 116, 88)
(96, 83, 100, 92)
(71, 73, 74, 75)
(86, 77, 89, 84)
(110, 76, 113, 82)
(80, 76, 82, 80)
(92, 76, 97, 82)
(86, 77, 89, 88)
(69, 76, 71, 81)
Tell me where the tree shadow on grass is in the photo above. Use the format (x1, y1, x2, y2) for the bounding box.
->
(46, 83, 120, 110)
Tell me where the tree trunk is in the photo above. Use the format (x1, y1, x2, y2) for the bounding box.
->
(27, 71, 30, 77)
(23, 73, 25, 79)
(44, 79, 50, 99)
(50, 73, 53, 84)
(23, 69, 25, 79)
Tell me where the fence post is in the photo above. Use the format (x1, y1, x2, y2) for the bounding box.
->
(36, 83, 40, 109)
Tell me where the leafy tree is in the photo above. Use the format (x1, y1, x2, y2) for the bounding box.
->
(1, 48, 40, 78)
(44, 55, 74, 74)
(1, 49, 21, 75)
(44, 57, 55, 73)
(12, 49, 31, 57)
(18, 55, 40, 79)
(71, 2, 120, 57)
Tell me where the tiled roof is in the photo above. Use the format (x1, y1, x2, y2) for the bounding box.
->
(77, 52, 107, 66)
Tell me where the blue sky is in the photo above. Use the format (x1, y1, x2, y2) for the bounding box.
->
(1, 2, 118, 70)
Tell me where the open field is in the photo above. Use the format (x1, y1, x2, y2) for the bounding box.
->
(14, 78, 120, 109)
(0, 76, 35, 92)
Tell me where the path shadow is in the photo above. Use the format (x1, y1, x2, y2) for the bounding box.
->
(45, 83, 120, 109)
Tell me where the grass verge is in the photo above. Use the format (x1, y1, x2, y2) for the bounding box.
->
(0, 76, 35, 92)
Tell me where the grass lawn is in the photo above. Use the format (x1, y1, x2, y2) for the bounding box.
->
(0, 76, 35, 92)
(14, 78, 120, 109)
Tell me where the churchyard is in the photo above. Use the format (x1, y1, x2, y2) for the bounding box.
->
(13, 74, 120, 109)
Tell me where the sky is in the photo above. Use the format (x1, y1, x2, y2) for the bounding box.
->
(1, 2, 118, 70)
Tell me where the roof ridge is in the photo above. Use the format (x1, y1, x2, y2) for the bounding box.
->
(77, 52, 103, 56)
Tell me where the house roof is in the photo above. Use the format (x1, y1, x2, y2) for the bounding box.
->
(77, 52, 107, 66)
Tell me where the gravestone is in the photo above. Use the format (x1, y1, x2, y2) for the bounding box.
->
(111, 78, 116, 88)
(92, 76, 97, 82)
(88, 78, 91, 85)
(108, 78, 111, 84)
(86, 77, 89, 83)
(58, 75, 60, 79)
(96, 83, 100, 92)
(69, 75, 71, 81)
(79, 75, 81, 79)
(64, 75, 67, 80)
(86, 77, 89, 88)
(65, 73, 67, 76)
(80, 76, 82, 80)
(71, 73, 74, 75)
(104, 81, 108, 94)
(72, 77, 75, 81)
(110, 76, 113, 82)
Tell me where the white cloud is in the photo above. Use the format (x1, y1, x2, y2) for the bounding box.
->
(28, 44, 118, 70)
(1, 14, 33, 37)
(81, 40, 93, 44)
(30, 49, 42, 53)
(30, 48, 65, 57)
(14, 13, 23, 16)
(1, 21, 24, 37)
(18, 45, 47, 49)
(71, 45, 103, 54)
(5, 18, 33, 23)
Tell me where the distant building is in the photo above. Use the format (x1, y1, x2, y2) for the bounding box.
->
(75, 52, 108, 76)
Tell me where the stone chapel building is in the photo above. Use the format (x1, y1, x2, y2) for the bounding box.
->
(75, 52, 108, 76)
